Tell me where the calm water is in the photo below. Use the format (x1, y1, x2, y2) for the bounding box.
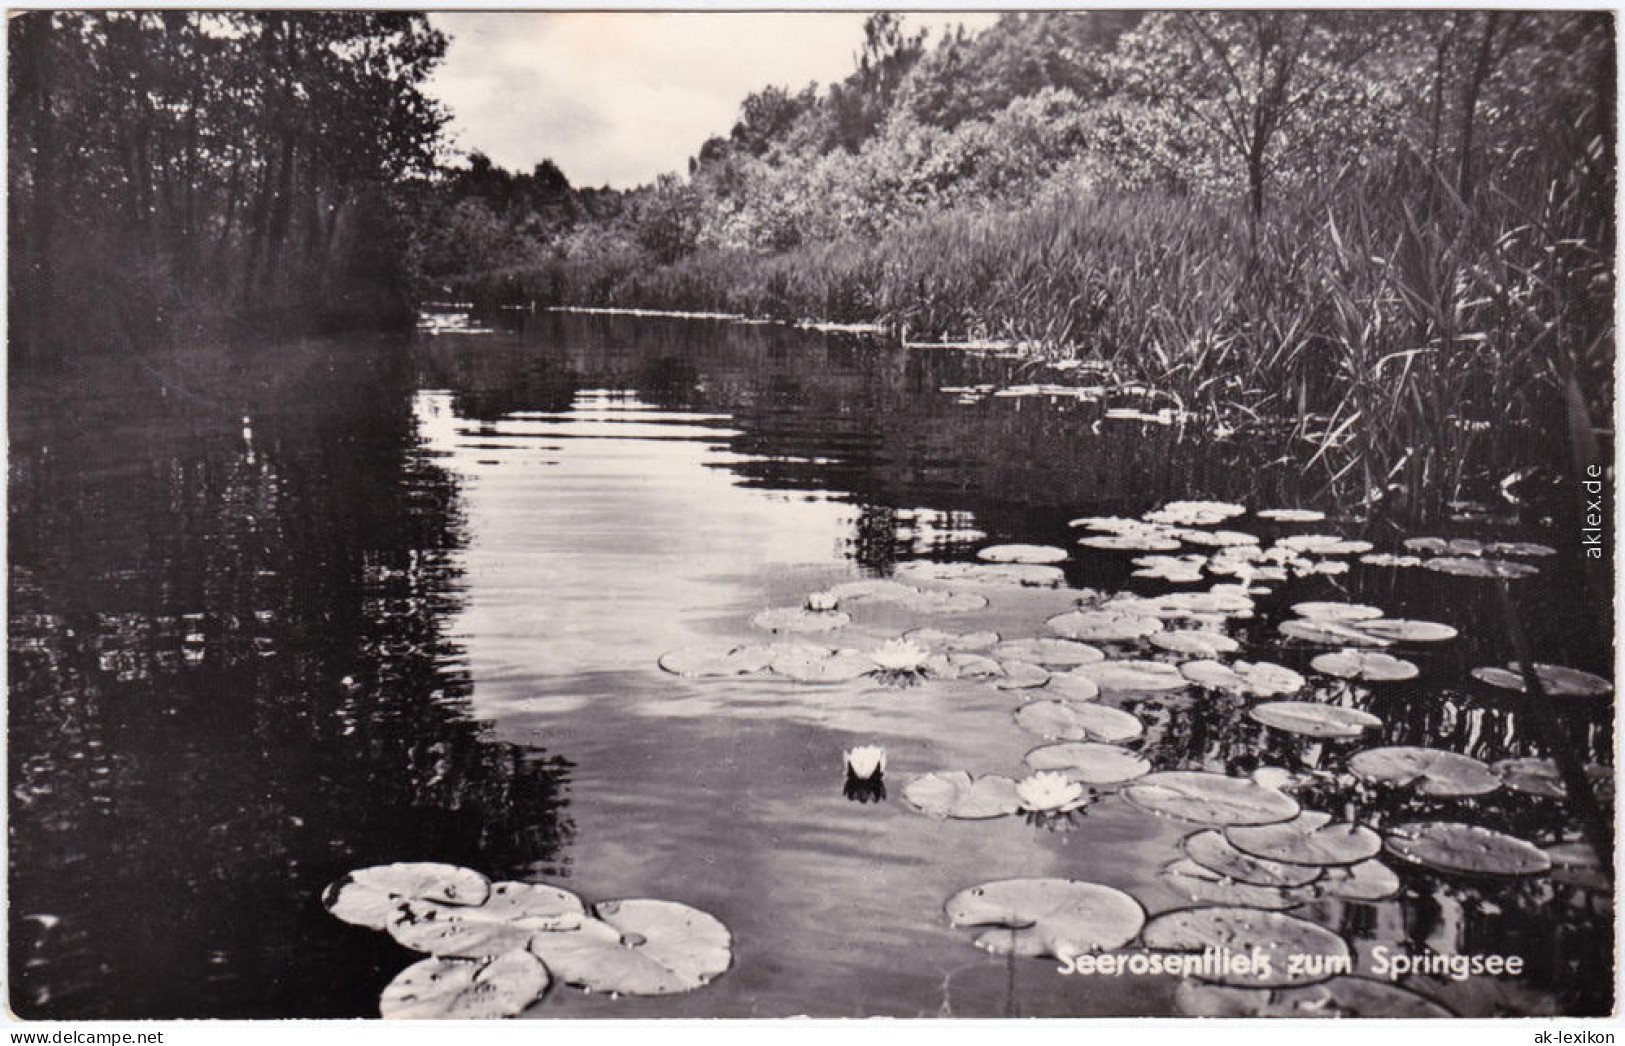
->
(8, 311, 1613, 1018)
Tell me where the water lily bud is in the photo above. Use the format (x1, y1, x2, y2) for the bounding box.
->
(805, 591, 839, 613)
(844, 745, 886, 780)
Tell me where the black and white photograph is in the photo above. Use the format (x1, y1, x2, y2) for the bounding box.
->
(5, 6, 1618, 1025)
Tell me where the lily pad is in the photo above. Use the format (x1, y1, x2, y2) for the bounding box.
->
(1310, 649, 1419, 682)
(1349, 747, 1500, 797)
(1359, 553, 1424, 568)
(751, 606, 850, 634)
(528, 899, 732, 995)
(1384, 821, 1551, 877)
(1123, 771, 1299, 827)
(898, 588, 989, 614)
(1143, 500, 1246, 526)
(1047, 610, 1164, 643)
(1278, 619, 1393, 648)
(945, 878, 1145, 960)
(1069, 659, 1188, 692)
(1161, 859, 1315, 910)
(1353, 619, 1458, 643)
(1291, 602, 1383, 622)
(921, 651, 1004, 681)
(992, 637, 1105, 667)
(977, 544, 1068, 564)
(1016, 772, 1089, 813)
(1043, 671, 1102, 701)
(1131, 554, 1207, 582)
(1225, 811, 1382, 867)
(902, 771, 1022, 819)
(1316, 859, 1401, 901)
(993, 660, 1051, 689)
(1249, 702, 1383, 739)
(379, 950, 548, 1019)
(823, 578, 918, 603)
(1173, 529, 1259, 548)
(1470, 662, 1612, 697)
(1484, 541, 1557, 558)
(1174, 977, 1453, 1017)
(1150, 631, 1240, 657)
(1404, 536, 1484, 555)
(1141, 907, 1350, 988)
(894, 561, 1065, 588)
(657, 644, 775, 678)
(1078, 533, 1183, 552)
(1278, 535, 1373, 555)
(1256, 509, 1325, 523)
(1015, 701, 1144, 743)
(1423, 556, 1539, 579)
(768, 646, 877, 683)
(389, 882, 588, 958)
(1025, 742, 1150, 784)
(1182, 830, 1323, 888)
(1180, 660, 1303, 697)
(324, 863, 492, 931)
(903, 628, 999, 652)
(1490, 758, 1611, 800)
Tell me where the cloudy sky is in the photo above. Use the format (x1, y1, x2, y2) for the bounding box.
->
(425, 12, 999, 189)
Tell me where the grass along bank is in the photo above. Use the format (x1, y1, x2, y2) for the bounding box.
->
(446, 155, 1611, 525)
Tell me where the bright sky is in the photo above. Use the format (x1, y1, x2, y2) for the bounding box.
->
(424, 12, 1000, 189)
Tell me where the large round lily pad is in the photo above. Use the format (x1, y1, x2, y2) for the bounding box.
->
(324, 862, 492, 931)
(1349, 747, 1500, 797)
(379, 950, 549, 1019)
(1025, 742, 1150, 785)
(1175, 977, 1453, 1017)
(1279, 619, 1393, 648)
(1131, 554, 1208, 582)
(768, 645, 877, 683)
(1256, 509, 1325, 523)
(992, 637, 1105, 667)
(945, 878, 1145, 959)
(1544, 842, 1611, 892)
(1173, 529, 1259, 549)
(823, 578, 917, 603)
(1471, 662, 1612, 697)
(921, 651, 1003, 681)
(1047, 610, 1164, 643)
(1225, 811, 1381, 867)
(898, 588, 988, 614)
(1384, 821, 1551, 878)
(1150, 631, 1240, 657)
(1123, 771, 1299, 827)
(1181, 660, 1304, 697)
(977, 543, 1068, 564)
(895, 561, 1065, 588)
(1249, 701, 1382, 740)
(1078, 533, 1183, 552)
(1142, 907, 1350, 988)
(1352, 619, 1458, 643)
(1143, 500, 1246, 526)
(1278, 535, 1373, 555)
(1316, 859, 1401, 901)
(1423, 556, 1539, 579)
(388, 881, 588, 958)
(1043, 671, 1102, 701)
(1069, 659, 1188, 692)
(902, 771, 1022, 819)
(657, 644, 774, 678)
(1182, 830, 1323, 888)
(527, 899, 732, 995)
(993, 660, 1051, 689)
(1310, 650, 1419, 682)
(904, 628, 999, 652)
(751, 606, 850, 633)
(1291, 602, 1383, 622)
(1015, 701, 1143, 743)
(1161, 859, 1315, 910)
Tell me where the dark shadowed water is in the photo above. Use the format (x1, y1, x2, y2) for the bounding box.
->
(8, 311, 1613, 1019)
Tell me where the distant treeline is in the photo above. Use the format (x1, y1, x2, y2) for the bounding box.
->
(417, 12, 1614, 516)
(8, 12, 449, 361)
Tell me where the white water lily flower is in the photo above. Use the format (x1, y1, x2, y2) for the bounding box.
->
(844, 745, 887, 780)
(871, 639, 930, 673)
(1017, 771, 1086, 813)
